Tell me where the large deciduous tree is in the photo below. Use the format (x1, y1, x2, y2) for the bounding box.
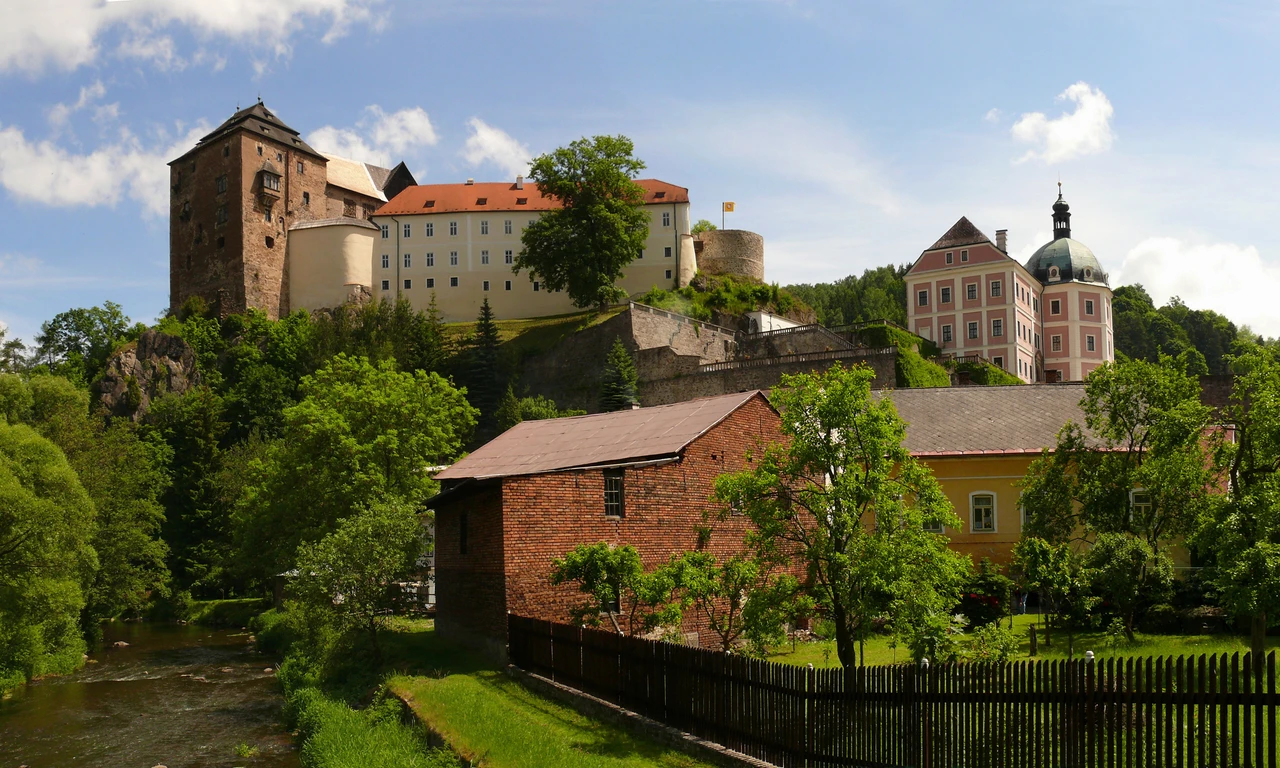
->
(714, 364, 968, 667)
(516, 135, 650, 309)
(549, 542, 680, 636)
(33, 301, 140, 384)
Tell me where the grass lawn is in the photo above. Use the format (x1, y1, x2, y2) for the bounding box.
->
(444, 306, 626, 360)
(381, 620, 717, 768)
(766, 613, 1280, 669)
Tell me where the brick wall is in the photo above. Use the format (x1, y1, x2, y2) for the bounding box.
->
(639, 352, 896, 407)
(434, 483, 509, 657)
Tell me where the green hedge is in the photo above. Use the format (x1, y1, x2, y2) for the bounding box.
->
(954, 361, 1023, 386)
(895, 351, 951, 388)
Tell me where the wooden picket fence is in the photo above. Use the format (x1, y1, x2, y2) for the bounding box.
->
(508, 614, 1280, 767)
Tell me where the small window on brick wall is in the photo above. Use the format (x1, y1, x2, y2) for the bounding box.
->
(604, 468, 625, 518)
(459, 511, 468, 554)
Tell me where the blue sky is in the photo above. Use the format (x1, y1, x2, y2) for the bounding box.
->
(2, 0, 1278, 344)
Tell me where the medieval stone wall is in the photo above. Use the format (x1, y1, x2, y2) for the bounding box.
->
(639, 349, 897, 407)
(696, 229, 765, 281)
(737, 325, 851, 358)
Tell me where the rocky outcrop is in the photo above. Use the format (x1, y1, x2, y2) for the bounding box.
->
(95, 330, 201, 420)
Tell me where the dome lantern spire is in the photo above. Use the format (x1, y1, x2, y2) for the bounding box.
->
(1052, 182, 1071, 240)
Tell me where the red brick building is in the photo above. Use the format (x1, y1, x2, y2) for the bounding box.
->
(429, 391, 782, 658)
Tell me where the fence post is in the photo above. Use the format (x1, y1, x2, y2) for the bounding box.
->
(806, 663, 816, 768)
(917, 659, 931, 768)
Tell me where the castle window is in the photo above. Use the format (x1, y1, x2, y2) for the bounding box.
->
(971, 493, 996, 533)
(1087, 335, 1096, 352)
(1052, 335, 1062, 352)
(426, 253, 434, 267)
(993, 356, 1003, 369)
(297, 161, 304, 174)
(426, 278, 435, 288)
(604, 468, 625, 518)
(382, 254, 389, 269)
(404, 279, 412, 289)
(257, 145, 262, 156)
(1085, 299, 1095, 316)
(215, 175, 227, 194)
(403, 223, 411, 238)
(481, 220, 489, 235)
(425, 222, 434, 237)
(505, 250, 513, 265)
(1050, 299, 1061, 315)
(276, 152, 283, 162)
(505, 280, 512, 291)
(664, 246, 673, 258)
(404, 253, 411, 268)
(662, 212, 671, 227)
(381, 280, 390, 291)
(450, 277, 459, 287)
(262, 173, 280, 192)
(991, 318, 1003, 337)
(449, 252, 458, 266)
(216, 204, 228, 225)
(481, 250, 490, 265)
(223, 145, 230, 158)
(665, 269, 672, 279)
(967, 321, 979, 339)
(381, 225, 389, 239)
(483, 280, 490, 291)
(940, 287, 951, 304)
(945, 252, 953, 264)
(942, 325, 953, 343)
(343, 199, 356, 218)
(967, 283, 977, 301)
(917, 290, 928, 307)
(961, 250, 969, 262)
(264, 235, 274, 249)
(504, 220, 512, 235)
(449, 221, 458, 236)
(264, 209, 272, 223)
(217, 236, 225, 249)
(303, 191, 310, 206)
(990, 280, 1002, 297)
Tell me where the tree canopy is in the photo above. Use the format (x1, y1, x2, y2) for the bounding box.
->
(516, 135, 650, 309)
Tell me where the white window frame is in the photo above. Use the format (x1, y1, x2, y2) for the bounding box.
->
(945, 252, 953, 264)
(918, 289, 929, 307)
(426, 253, 435, 268)
(662, 211, 671, 227)
(504, 219, 512, 235)
(426, 277, 435, 288)
(381, 224, 389, 239)
(449, 221, 458, 236)
(1052, 335, 1062, 352)
(967, 321, 979, 340)
(960, 249, 969, 262)
(381, 279, 390, 291)
(966, 283, 978, 301)
(1085, 299, 1095, 316)
(941, 286, 952, 304)
(990, 280, 1002, 297)
(450, 251, 459, 266)
(992, 318, 1003, 337)
(1050, 299, 1061, 315)
(664, 246, 673, 258)
(480, 220, 489, 235)
(403, 223, 411, 238)
(1087, 335, 1096, 352)
(1130, 488, 1152, 522)
(450, 276, 458, 287)
(505, 250, 514, 265)
(425, 222, 434, 237)
(993, 356, 1004, 369)
(970, 492, 997, 533)
(381, 254, 389, 269)
(403, 253, 411, 269)
(403, 278, 412, 290)
(481, 250, 490, 265)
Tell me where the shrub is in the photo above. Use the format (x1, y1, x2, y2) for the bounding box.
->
(968, 623, 1020, 663)
(957, 559, 1014, 627)
(1139, 603, 1180, 634)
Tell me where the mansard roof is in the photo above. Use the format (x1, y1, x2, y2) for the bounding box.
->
(925, 216, 993, 251)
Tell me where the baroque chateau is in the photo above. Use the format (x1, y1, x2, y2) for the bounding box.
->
(168, 101, 1113, 384)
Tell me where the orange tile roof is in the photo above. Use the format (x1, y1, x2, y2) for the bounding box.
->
(375, 178, 688, 216)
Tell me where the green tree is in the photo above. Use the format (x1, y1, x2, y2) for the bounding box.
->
(1085, 532, 1173, 641)
(668, 550, 808, 654)
(236, 355, 476, 582)
(516, 135, 650, 309)
(460, 298, 504, 435)
(549, 542, 680, 636)
(495, 384, 585, 433)
(691, 219, 717, 236)
(714, 364, 968, 667)
(785, 265, 909, 327)
(0, 420, 97, 686)
(1010, 536, 1095, 649)
(1194, 347, 1280, 661)
(290, 499, 426, 663)
(33, 302, 139, 384)
(599, 337, 639, 412)
(0, 327, 26, 373)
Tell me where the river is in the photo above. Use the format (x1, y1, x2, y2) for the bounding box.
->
(0, 622, 300, 768)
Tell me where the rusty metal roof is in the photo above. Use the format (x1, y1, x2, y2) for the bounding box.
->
(435, 390, 767, 481)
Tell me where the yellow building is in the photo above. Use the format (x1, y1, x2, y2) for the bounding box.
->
(370, 177, 697, 321)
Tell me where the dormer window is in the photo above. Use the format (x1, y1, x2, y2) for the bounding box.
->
(1084, 267, 1093, 280)
(1048, 266, 1059, 281)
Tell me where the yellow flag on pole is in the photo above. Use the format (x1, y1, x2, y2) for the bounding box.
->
(722, 202, 736, 212)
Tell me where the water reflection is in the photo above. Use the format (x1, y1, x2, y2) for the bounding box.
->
(0, 622, 299, 768)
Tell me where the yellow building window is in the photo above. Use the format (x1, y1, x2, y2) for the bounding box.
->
(971, 493, 996, 533)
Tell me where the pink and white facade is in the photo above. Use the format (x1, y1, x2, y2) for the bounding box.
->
(905, 192, 1114, 383)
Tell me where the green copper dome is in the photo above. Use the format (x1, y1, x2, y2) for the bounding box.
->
(1024, 238, 1109, 286)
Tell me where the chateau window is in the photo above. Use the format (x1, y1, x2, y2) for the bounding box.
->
(449, 221, 458, 236)
(993, 356, 1003, 369)
(1085, 268, 1093, 280)
(665, 269, 672, 279)
(662, 212, 671, 227)
(481, 250, 490, 265)
(1087, 335, 1096, 352)
(1050, 299, 1061, 315)
(1052, 335, 1062, 352)
(403, 223, 411, 238)
(992, 318, 1003, 337)
(533, 282, 541, 292)
(404, 253, 412, 268)
(961, 249, 969, 262)
(215, 175, 227, 194)
(426, 253, 434, 267)
(1035, 333, 1040, 349)
(504, 220, 512, 235)
(505, 280, 512, 291)
(404, 279, 412, 289)
(381, 280, 390, 291)
(940, 287, 952, 304)
(426, 278, 435, 288)
(449, 252, 458, 266)
(665, 246, 673, 258)
(382, 254, 389, 269)
(604, 468, 625, 518)
(505, 250, 513, 265)
(483, 280, 490, 291)
(1048, 266, 1059, 281)
(967, 284, 977, 301)
(971, 493, 996, 533)
(917, 290, 928, 307)
(942, 325, 953, 343)
(1033, 297, 1039, 311)
(945, 252, 953, 264)
(968, 322, 979, 340)
(481, 220, 489, 235)
(425, 222, 434, 237)
(381, 225, 389, 239)
(450, 277, 459, 287)
(1085, 299, 1095, 316)
(990, 280, 1002, 297)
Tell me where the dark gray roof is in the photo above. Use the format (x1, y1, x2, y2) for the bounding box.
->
(288, 217, 380, 232)
(366, 164, 392, 190)
(925, 216, 993, 251)
(172, 102, 326, 164)
(1024, 238, 1109, 286)
(875, 384, 1094, 455)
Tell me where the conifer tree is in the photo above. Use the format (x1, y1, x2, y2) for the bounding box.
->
(465, 298, 504, 433)
(599, 337, 638, 412)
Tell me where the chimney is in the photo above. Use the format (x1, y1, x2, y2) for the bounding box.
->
(995, 229, 1008, 252)
(465, 178, 474, 185)
(515, 175, 524, 190)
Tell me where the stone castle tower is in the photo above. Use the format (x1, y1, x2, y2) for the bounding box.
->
(168, 101, 415, 319)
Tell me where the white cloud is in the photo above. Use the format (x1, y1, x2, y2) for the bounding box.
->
(118, 33, 184, 71)
(0, 0, 382, 74)
(1117, 237, 1280, 336)
(984, 108, 1002, 123)
(0, 122, 207, 218)
(308, 105, 437, 168)
(48, 81, 108, 128)
(1012, 82, 1116, 164)
(461, 118, 532, 179)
